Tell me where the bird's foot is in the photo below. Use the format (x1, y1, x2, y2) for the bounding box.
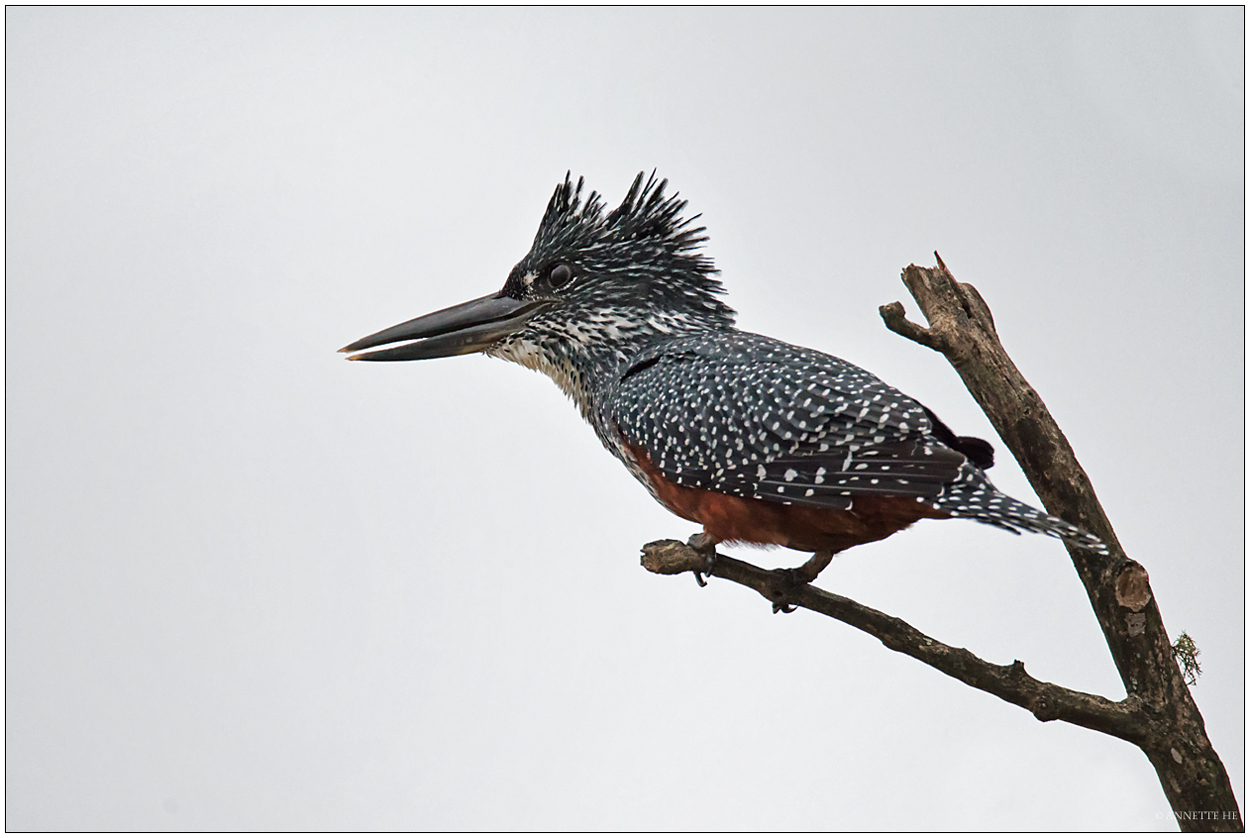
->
(687, 532, 718, 587)
(767, 550, 834, 614)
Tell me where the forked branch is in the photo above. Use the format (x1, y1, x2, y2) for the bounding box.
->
(880, 257, 1238, 831)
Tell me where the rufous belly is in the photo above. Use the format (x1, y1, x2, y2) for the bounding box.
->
(626, 441, 950, 554)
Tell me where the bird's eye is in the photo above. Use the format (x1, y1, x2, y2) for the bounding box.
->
(549, 264, 572, 288)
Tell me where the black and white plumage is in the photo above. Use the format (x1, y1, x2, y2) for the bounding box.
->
(606, 329, 1098, 545)
(343, 172, 1106, 557)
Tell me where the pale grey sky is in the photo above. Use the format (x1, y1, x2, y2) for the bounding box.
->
(6, 7, 1243, 830)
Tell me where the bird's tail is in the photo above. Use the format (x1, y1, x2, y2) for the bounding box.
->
(935, 464, 1109, 554)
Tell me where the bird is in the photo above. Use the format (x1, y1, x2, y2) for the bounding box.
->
(340, 172, 1105, 601)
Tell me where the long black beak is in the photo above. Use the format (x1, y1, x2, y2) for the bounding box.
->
(339, 292, 552, 361)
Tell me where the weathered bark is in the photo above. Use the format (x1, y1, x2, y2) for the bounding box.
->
(882, 257, 1239, 831)
(641, 256, 1241, 831)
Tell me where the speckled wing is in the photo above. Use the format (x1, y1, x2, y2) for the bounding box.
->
(607, 331, 966, 510)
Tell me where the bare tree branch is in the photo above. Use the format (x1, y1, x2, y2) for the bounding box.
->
(641, 539, 1151, 743)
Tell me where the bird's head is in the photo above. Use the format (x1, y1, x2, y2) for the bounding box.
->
(340, 173, 736, 405)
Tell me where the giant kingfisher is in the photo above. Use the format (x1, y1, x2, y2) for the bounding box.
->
(341, 173, 1103, 594)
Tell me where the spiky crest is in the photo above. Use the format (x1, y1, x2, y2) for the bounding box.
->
(529, 171, 718, 278)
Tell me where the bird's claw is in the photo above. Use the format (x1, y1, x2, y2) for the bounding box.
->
(767, 551, 834, 614)
(767, 568, 803, 614)
(687, 532, 718, 587)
